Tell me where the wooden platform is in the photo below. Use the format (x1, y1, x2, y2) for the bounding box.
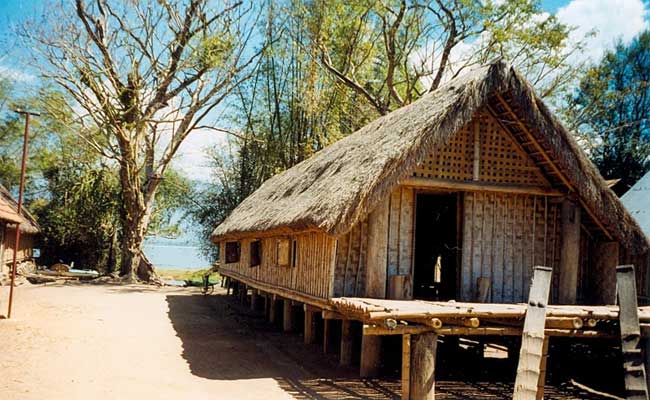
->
(330, 297, 650, 338)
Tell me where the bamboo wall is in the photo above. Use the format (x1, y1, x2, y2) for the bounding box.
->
(219, 232, 337, 299)
(460, 192, 562, 303)
(332, 186, 415, 298)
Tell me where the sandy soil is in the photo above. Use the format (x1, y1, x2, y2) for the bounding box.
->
(0, 283, 606, 400)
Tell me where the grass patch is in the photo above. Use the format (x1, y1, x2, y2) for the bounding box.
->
(158, 268, 221, 286)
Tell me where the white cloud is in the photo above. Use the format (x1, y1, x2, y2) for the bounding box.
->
(0, 65, 35, 82)
(171, 127, 228, 179)
(557, 0, 649, 63)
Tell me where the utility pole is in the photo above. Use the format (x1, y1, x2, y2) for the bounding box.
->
(7, 108, 39, 319)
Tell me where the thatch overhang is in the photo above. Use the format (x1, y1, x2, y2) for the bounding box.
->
(211, 60, 649, 254)
(0, 184, 40, 234)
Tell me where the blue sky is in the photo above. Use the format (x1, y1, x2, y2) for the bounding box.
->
(1, 0, 649, 177)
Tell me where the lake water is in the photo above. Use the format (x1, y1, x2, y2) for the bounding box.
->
(143, 243, 213, 270)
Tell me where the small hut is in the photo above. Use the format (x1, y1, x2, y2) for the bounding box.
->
(211, 61, 650, 393)
(212, 60, 648, 307)
(0, 184, 40, 279)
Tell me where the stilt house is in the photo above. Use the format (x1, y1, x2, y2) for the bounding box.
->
(212, 60, 649, 307)
(0, 184, 40, 277)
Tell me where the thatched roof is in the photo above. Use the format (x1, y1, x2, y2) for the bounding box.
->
(212, 60, 649, 254)
(0, 184, 40, 234)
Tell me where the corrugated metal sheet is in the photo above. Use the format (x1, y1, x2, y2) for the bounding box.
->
(622, 171, 650, 238)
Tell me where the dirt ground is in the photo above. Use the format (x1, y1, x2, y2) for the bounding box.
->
(0, 283, 610, 399)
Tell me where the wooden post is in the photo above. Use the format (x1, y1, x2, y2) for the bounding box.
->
(473, 120, 480, 181)
(283, 299, 294, 332)
(410, 333, 438, 400)
(513, 266, 552, 400)
(239, 284, 248, 305)
(323, 319, 331, 353)
(304, 305, 317, 344)
(360, 334, 382, 377)
(592, 242, 619, 304)
(269, 296, 277, 324)
(250, 290, 259, 311)
(263, 294, 270, 319)
(617, 265, 649, 400)
(402, 334, 411, 400)
(340, 319, 353, 367)
(558, 199, 580, 304)
(367, 198, 389, 299)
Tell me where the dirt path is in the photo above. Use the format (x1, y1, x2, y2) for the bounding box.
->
(0, 283, 605, 399)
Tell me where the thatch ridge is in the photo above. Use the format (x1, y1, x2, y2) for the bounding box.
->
(0, 184, 40, 234)
(211, 60, 649, 254)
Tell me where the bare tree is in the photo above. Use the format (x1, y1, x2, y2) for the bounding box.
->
(24, 0, 262, 280)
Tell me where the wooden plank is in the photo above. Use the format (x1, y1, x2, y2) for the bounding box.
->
(592, 242, 619, 305)
(461, 193, 474, 301)
(389, 275, 409, 300)
(399, 188, 414, 295)
(410, 333, 438, 400)
(559, 199, 581, 304)
(513, 266, 553, 400)
(493, 194, 504, 302)
(617, 265, 649, 400)
(472, 193, 483, 301)
(355, 219, 368, 296)
(402, 334, 411, 400)
(473, 119, 480, 181)
(344, 225, 361, 296)
(340, 319, 353, 367)
(388, 188, 401, 278)
(401, 177, 563, 197)
(360, 335, 382, 377)
(366, 197, 390, 298)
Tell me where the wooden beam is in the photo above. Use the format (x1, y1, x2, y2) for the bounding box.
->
(219, 270, 334, 311)
(592, 242, 619, 305)
(402, 334, 411, 400)
(340, 319, 354, 367)
(410, 333, 438, 399)
(513, 266, 553, 400)
(366, 197, 390, 299)
(362, 323, 614, 338)
(559, 199, 580, 304)
(494, 93, 573, 190)
(617, 265, 649, 400)
(322, 310, 345, 320)
(401, 177, 563, 197)
(360, 335, 382, 377)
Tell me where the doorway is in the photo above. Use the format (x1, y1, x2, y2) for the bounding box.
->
(413, 193, 459, 301)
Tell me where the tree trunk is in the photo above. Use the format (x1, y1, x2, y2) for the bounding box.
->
(117, 156, 160, 283)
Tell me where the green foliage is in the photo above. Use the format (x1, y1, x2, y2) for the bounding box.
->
(563, 30, 650, 194)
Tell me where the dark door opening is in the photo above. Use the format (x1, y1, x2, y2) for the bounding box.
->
(413, 193, 459, 301)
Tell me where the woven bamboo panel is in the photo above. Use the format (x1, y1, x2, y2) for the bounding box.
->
(412, 126, 473, 181)
(413, 111, 548, 187)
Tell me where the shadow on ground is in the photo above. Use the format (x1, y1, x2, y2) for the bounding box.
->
(166, 291, 611, 399)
